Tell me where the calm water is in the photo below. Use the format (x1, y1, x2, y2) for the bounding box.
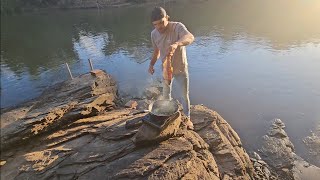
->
(1, 0, 320, 165)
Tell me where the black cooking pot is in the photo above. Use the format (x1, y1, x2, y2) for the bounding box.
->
(148, 100, 179, 117)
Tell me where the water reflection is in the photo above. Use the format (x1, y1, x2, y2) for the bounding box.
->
(74, 32, 109, 60)
(1, 15, 76, 76)
(1, 0, 320, 76)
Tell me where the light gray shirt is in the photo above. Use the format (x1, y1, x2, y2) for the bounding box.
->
(151, 21, 191, 75)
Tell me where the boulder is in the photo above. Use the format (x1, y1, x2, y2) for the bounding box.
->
(259, 119, 320, 180)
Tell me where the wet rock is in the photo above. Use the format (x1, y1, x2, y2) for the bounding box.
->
(259, 118, 320, 180)
(259, 119, 295, 172)
(258, 118, 295, 179)
(260, 133, 295, 176)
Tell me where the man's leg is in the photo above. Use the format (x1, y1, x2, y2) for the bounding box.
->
(173, 71, 193, 129)
(173, 71, 190, 118)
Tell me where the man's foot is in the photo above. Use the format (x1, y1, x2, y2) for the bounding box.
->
(185, 118, 194, 130)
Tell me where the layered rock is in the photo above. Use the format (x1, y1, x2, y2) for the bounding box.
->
(259, 119, 295, 176)
(1, 70, 265, 180)
(191, 105, 256, 179)
(1, 107, 222, 179)
(1, 71, 117, 151)
(0, 107, 220, 180)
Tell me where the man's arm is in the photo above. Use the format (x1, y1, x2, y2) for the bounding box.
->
(149, 48, 160, 75)
(150, 48, 160, 66)
(149, 30, 160, 75)
(168, 23, 194, 56)
(175, 33, 194, 47)
(168, 33, 194, 56)
(176, 22, 195, 46)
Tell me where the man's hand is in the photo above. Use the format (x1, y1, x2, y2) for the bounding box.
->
(167, 42, 179, 57)
(148, 65, 155, 75)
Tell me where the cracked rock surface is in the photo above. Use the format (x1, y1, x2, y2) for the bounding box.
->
(1, 71, 265, 180)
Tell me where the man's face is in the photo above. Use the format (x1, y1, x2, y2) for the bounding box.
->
(152, 17, 169, 33)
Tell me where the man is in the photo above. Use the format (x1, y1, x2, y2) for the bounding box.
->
(148, 7, 195, 129)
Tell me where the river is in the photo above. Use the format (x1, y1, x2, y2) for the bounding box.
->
(1, 0, 320, 166)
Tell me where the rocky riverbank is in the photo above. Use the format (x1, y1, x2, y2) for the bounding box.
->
(0, 70, 318, 179)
